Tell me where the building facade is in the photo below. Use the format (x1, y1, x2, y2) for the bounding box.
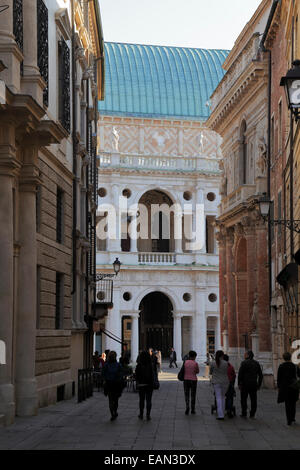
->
(0, 0, 104, 425)
(207, 0, 274, 379)
(96, 43, 229, 363)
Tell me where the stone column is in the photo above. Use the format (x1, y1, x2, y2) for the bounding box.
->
(131, 314, 139, 363)
(15, 145, 40, 416)
(0, 123, 19, 425)
(130, 215, 138, 253)
(243, 217, 257, 336)
(108, 184, 121, 255)
(173, 315, 182, 362)
(193, 288, 207, 363)
(216, 227, 227, 346)
(215, 316, 221, 351)
(196, 187, 205, 253)
(105, 286, 121, 358)
(21, 0, 45, 105)
(225, 227, 238, 354)
(174, 213, 183, 253)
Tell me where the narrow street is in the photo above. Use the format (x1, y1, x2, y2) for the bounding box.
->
(1, 366, 300, 451)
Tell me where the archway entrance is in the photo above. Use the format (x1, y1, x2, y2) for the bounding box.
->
(139, 292, 173, 358)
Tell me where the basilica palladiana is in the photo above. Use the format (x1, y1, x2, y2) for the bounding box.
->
(95, 42, 229, 363)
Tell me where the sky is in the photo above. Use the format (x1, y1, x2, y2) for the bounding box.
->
(99, 0, 263, 51)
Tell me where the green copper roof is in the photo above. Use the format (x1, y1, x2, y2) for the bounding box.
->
(99, 42, 229, 120)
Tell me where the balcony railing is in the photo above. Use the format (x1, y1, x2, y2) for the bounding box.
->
(138, 252, 176, 265)
(220, 184, 257, 214)
(98, 152, 221, 174)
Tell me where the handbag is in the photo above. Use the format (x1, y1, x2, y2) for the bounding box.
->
(178, 363, 185, 381)
(153, 377, 160, 390)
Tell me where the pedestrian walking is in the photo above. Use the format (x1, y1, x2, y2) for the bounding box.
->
(169, 348, 177, 368)
(277, 352, 300, 425)
(238, 350, 263, 418)
(135, 351, 155, 421)
(183, 351, 199, 415)
(149, 348, 159, 389)
(102, 351, 125, 421)
(156, 350, 162, 373)
(210, 350, 229, 420)
(223, 354, 236, 418)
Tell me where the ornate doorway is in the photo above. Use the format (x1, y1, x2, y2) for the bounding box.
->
(139, 292, 173, 358)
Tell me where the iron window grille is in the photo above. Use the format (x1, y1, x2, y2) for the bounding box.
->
(13, 0, 23, 74)
(58, 37, 71, 133)
(37, 0, 48, 107)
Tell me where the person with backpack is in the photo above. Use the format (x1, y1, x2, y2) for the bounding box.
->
(210, 350, 229, 420)
(182, 351, 199, 415)
(135, 351, 155, 421)
(238, 350, 263, 418)
(277, 352, 300, 425)
(102, 351, 125, 421)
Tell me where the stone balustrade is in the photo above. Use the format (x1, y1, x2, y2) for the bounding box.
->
(221, 184, 257, 214)
(98, 152, 221, 174)
(138, 252, 177, 265)
(210, 33, 261, 112)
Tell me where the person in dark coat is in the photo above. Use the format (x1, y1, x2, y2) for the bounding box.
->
(135, 351, 155, 420)
(238, 350, 263, 418)
(169, 348, 177, 368)
(102, 351, 125, 421)
(277, 352, 300, 425)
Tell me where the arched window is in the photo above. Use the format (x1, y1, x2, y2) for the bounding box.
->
(240, 120, 247, 185)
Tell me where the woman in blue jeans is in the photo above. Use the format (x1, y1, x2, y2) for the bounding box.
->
(135, 351, 155, 421)
(210, 350, 229, 420)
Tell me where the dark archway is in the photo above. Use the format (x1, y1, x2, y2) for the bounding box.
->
(139, 292, 173, 358)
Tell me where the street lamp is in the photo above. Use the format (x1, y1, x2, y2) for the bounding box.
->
(257, 194, 300, 233)
(280, 60, 300, 121)
(96, 258, 122, 281)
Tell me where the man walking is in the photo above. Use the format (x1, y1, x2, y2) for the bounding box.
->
(169, 348, 177, 368)
(238, 350, 263, 418)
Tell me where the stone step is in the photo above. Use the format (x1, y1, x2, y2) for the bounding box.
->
(0, 414, 5, 427)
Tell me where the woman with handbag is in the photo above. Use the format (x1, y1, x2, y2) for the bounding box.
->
(135, 351, 155, 421)
(102, 351, 125, 421)
(277, 352, 300, 425)
(182, 351, 199, 415)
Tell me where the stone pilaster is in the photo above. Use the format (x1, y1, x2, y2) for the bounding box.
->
(15, 145, 40, 417)
(193, 288, 207, 362)
(225, 227, 238, 351)
(130, 314, 139, 363)
(173, 315, 182, 362)
(0, 123, 19, 425)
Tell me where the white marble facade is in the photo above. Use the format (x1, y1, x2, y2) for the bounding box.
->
(96, 116, 222, 363)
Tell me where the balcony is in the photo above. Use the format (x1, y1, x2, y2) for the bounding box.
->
(96, 251, 219, 270)
(98, 152, 221, 175)
(220, 184, 257, 215)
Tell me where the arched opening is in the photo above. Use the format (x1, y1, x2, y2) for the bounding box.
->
(137, 190, 175, 253)
(139, 292, 173, 358)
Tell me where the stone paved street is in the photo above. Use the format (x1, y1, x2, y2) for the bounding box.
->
(1, 366, 300, 451)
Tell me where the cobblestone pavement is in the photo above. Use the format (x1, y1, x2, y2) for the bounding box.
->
(1, 366, 300, 450)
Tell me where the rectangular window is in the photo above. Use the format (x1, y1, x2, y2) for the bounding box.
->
(37, 0, 48, 106)
(278, 191, 282, 237)
(58, 37, 70, 133)
(271, 116, 275, 163)
(56, 187, 64, 244)
(36, 266, 41, 329)
(270, 201, 275, 243)
(278, 101, 282, 153)
(206, 216, 216, 254)
(55, 273, 64, 330)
